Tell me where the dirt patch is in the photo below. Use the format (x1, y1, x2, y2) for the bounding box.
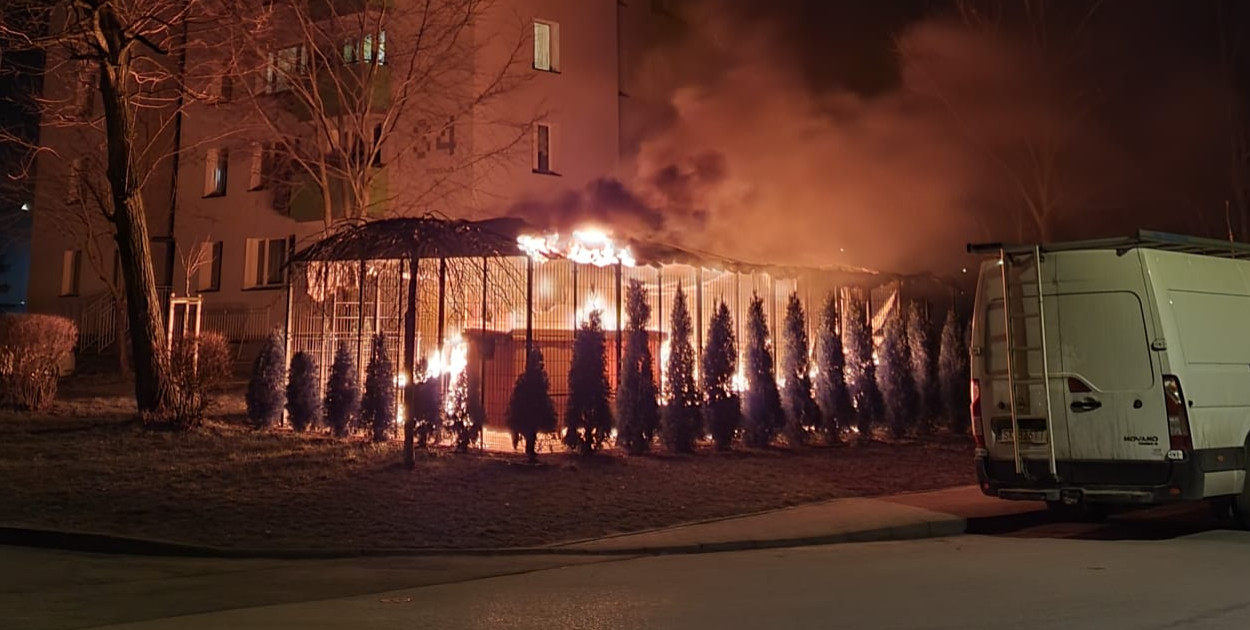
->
(0, 376, 974, 550)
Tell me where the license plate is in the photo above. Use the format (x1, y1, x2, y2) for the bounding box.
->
(998, 428, 1046, 444)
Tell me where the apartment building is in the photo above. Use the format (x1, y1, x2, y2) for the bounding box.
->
(27, 0, 676, 347)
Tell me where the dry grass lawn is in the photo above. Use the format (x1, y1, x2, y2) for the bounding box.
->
(0, 375, 975, 550)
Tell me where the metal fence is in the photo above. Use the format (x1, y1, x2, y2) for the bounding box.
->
(287, 254, 921, 445)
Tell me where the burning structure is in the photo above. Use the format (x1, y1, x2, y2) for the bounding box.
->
(287, 216, 957, 449)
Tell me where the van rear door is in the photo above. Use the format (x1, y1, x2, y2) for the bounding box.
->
(1055, 291, 1166, 462)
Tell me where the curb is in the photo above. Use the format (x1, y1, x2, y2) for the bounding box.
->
(0, 516, 969, 560)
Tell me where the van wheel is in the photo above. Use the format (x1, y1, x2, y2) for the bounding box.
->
(1045, 501, 1108, 522)
(1233, 480, 1250, 530)
(1209, 497, 1234, 522)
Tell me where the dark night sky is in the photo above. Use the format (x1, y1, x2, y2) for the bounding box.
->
(4, 1, 1250, 276)
(595, 0, 1250, 274)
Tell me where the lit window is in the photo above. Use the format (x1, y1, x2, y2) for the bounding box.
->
(266, 45, 306, 93)
(67, 158, 83, 203)
(344, 31, 387, 65)
(60, 250, 82, 296)
(533, 21, 559, 72)
(533, 123, 554, 174)
(74, 65, 94, 118)
(245, 237, 287, 289)
(204, 148, 228, 197)
(218, 75, 233, 103)
(197, 242, 223, 292)
(249, 143, 272, 191)
(372, 123, 384, 167)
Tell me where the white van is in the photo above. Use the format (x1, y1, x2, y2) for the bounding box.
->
(968, 230, 1250, 525)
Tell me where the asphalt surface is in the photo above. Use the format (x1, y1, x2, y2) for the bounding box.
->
(8, 501, 1250, 629)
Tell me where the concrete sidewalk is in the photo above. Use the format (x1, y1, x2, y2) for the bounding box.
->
(554, 485, 1042, 554)
(0, 485, 1039, 560)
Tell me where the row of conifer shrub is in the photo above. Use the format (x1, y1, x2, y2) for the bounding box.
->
(246, 283, 970, 461)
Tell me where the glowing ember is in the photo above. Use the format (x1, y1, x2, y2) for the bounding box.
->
(732, 359, 748, 393)
(517, 229, 637, 267)
(576, 292, 617, 330)
(423, 335, 468, 414)
(426, 334, 469, 380)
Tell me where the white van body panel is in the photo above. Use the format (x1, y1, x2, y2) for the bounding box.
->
(973, 246, 1250, 504)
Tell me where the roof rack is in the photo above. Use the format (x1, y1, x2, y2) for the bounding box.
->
(967, 229, 1250, 259)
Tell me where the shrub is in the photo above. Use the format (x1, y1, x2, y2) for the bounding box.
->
(360, 335, 395, 442)
(406, 359, 442, 449)
(0, 313, 77, 410)
(564, 310, 613, 455)
(167, 338, 206, 429)
(843, 292, 884, 434)
(878, 308, 917, 439)
(194, 331, 233, 391)
(245, 331, 286, 429)
(780, 292, 820, 447)
(702, 301, 740, 450)
(507, 349, 558, 462)
(616, 279, 660, 455)
(743, 294, 785, 448)
(324, 342, 360, 437)
(286, 351, 321, 432)
(661, 283, 701, 453)
(165, 331, 233, 429)
(445, 368, 480, 452)
(814, 294, 855, 440)
(907, 302, 939, 433)
(939, 308, 971, 433)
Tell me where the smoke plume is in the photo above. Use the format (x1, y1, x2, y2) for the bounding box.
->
(512, 1, 1237, 276)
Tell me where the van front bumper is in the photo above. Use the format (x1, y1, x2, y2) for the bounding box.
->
(975, 454, 1204, 504)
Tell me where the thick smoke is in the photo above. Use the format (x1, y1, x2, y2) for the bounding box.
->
(512, 1, 1237, 276)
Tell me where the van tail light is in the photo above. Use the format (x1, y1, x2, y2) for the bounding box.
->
(1163, 375, 1192, 452)
(970, 378, 985, 449)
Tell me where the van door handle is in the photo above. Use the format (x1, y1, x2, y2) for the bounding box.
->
(1071, 398, 1102, 413)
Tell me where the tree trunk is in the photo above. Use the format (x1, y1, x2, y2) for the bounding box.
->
(98, 50, 173, 413)
(114, 300, 131, 376)
(525, 433, 537, 464)
(403, 418, 415, 469)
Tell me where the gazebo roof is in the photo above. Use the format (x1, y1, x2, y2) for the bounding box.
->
(290, 216, 527, 263)
(289, 214, 888, 283)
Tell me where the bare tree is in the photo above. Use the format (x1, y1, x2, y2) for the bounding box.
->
(1, 0, 236, 413)
(901, 0, 1106, 243)
(226, 0, 534, 230)
(177, 233, 215, 297)
(1215, 0, 1250, 240)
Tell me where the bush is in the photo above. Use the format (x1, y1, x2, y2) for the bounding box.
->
(878, 308, 917, 438)
(939, 308, 971, 433)
(743, 294, 785, 448)
(780, 292, 820, 447)
(286, 351, 321, 432)
(360, 335, 395, 442)
(508, 349, 558, 462)
(702, 301, 740, 450)
(843, 292, 884, 434)
(616, 279, 660, 455)
(907, 302, 939, 433)
(0, 314, 77, 410)
(564, 310, 613, 455)
(445, 368, 480, 452)
(814, 294, 855, 440)
(194, 331, 233, 391)
(405, 359, 442, 449)
(165, 331, 233, 429)
(661, 283, 701, 453)
(245, 331, 286, 429)
(325, 342, 360, 437)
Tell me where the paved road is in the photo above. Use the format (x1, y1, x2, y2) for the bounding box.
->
(9, 503, 1250, 629)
